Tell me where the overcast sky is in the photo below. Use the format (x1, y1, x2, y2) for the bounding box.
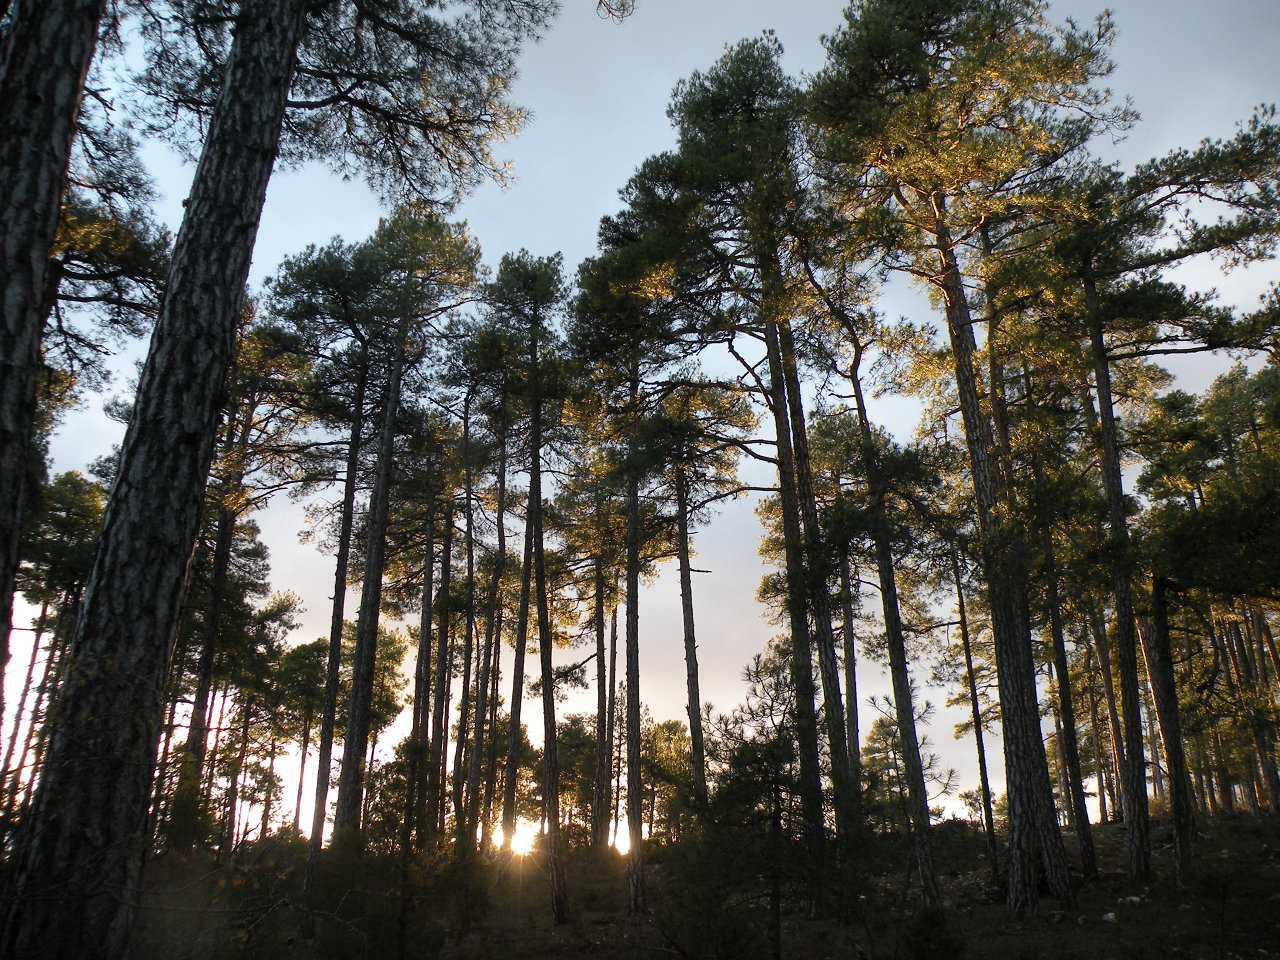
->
(11, 0, 1280, 827)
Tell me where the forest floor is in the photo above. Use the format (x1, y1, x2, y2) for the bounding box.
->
(437, 817, 1280, 960)
(127, 816, 1280, 959)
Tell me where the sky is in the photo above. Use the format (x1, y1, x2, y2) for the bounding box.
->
(8, 0, 1280, 831)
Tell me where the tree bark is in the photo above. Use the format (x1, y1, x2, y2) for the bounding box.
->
(334, 331, 406, 834)
(451, 397, 478, 849)
(674, 463, 708, 805)
(933, 214, 1073, 911)
(530, 320, 568, 924)
(500, 512, 533, 849)
(428, 504, 456, 840)
(0, 0, 106, 683)
(1143, 578, 1196, 875)
(838, 550, 862, 818)
(953, 551, 999, 882)
(591, 551, 612, 850)
(402, 510, 435, 853)
(307, 361, 366, 867)
(761, 319, 825, 851)
(624, 437, 646, 915)
(777, 317, 853, 838)
(464, 422, 506, 853)
(1084, 273, 1150, 879)
(1042, 527, 1097, 878)
(1088, 602, 1128, 821)
(3, 3, 310, 953)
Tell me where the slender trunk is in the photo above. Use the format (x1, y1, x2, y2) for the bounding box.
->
(839, 550, 862, 817)
(452, 398, 477, 850)
(4, 4, 310, 952)
(1086, 651, 1111, 824)
(172, 414, 249, 850)
(465, 423, 506, 853)
(530, 323, 568, 925)
(481, 608, 503, 850)
(761, 319, 824, 850)
(221, 705, 252, 861)
(777, 318, 851, 838)
(675, 464, 707, 805)
(953, 551, 998, 882)
(0, 0, 106, 676)
(848, 352, 935, 898)
(608, 603, 619, 844)
(624, 449, 645, 914)
(1042, 528, 1097, 878)
(334, 332, 407, 834)
(500, 513, 533, 848)
(1143, 578, 1196, 873)
(1084, 269, 1150, 879)
(1088, 603, 1128, 820)
(428, 505, 456, 840)
(592, 551, 611, 849)
(2, 602, 47, 800)
(293, 711, 311, 834)
(403, 510, 434, 853)
(308, 363, 367, 865)
(261, 734, 278, 838)
(933, 216, 1072, 911)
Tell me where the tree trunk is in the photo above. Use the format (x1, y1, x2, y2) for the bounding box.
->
(592, 551, 612, 850)
(1143, 578, 1196, 874)
(293, 710, 311, 834)
(0, 0, 106, 681)
(500, 512, 534, 848)
(847, 349, 936, 899)
(624, 443, 646, 915)
(953, 551, 999, 882)
(452, 397, 478, 849)
(674, 463, 708, 805)
(530, 323, 568, 925)
(465, 420, 506, 854)
(428, 504, 456, 840)
(403, 510, 435, 853)
(3, 3, 310, 953)
(933, 217, 1073, 911)
(761, 319, 824, 851)
(334, 332, 406, 834)
(1084, 275, 1150, 880)
(1088, 603, 1128, 820)
(172, 406, 253, 849)
(777, 317, 852, 838)
(1042, 527, 1097, 878)
(1, 601, 47, 804)
(839, 550, 862, 818)
(308, 362, 367, 866)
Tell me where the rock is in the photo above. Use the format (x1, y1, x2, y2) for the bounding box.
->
(1102, 912, 1117, 923)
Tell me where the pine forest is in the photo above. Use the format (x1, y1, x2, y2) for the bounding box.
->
(2, 0, 1280, 957)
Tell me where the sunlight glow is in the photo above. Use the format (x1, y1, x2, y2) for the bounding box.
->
(506, 820, 538, 856)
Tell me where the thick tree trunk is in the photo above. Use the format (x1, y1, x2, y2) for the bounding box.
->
(307, 365, 366, 868)
(3, 3, 310, 953)
(1042, 528, 1097, 878)
(1143, 578, 1196, 875)
(1084, 276, 1150, 879)
(953, 551, 999, 882)
(675, 464, 708, 805)
(933, 219, 1073, 912)
(0, 0, 106, 681)
(334, 333, 406, 834)
(500, 513, 533, 849)
(761, 319, 825, 850)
